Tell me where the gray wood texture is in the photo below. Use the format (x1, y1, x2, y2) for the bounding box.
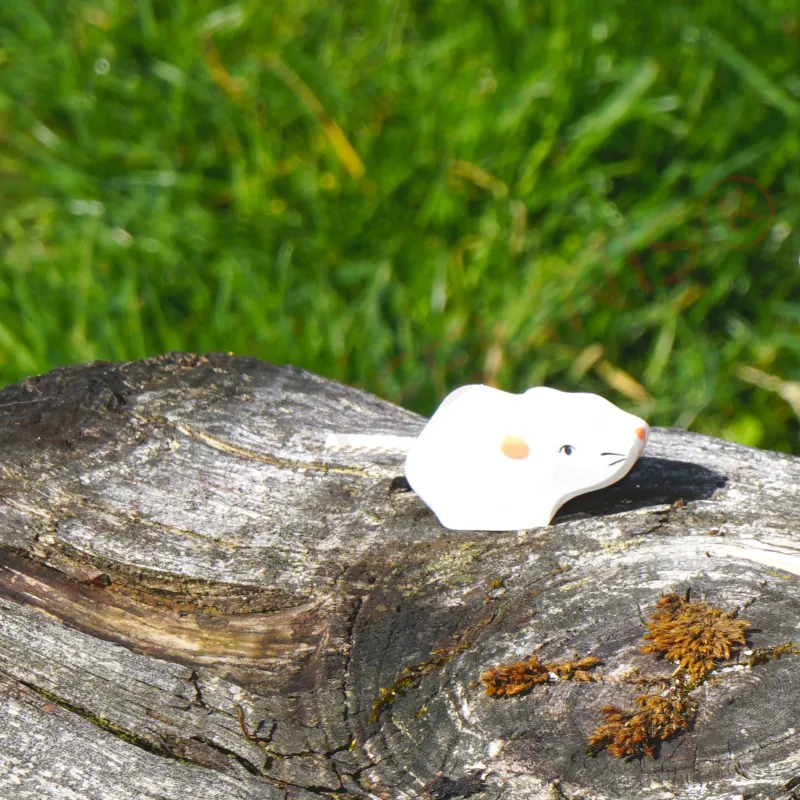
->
(1, 352, 799, 800)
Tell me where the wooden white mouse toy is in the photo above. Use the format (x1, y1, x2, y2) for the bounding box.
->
(325, 384, 649, 531)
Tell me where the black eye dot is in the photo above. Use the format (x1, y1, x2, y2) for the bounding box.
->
(560, 444, 575, 455)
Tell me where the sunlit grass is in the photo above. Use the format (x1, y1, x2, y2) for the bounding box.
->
(1, 0, 799, 451)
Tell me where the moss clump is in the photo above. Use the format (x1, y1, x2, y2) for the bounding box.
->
(640, 593, 751, 680)
(481, 655, 600, 697)
(587, 692, 695, 759)
(588, 591, 751, 760)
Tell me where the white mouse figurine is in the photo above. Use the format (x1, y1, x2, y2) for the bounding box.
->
(325, 384, 649, 532)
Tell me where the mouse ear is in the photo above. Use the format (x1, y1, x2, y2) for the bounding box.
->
(411, 385, 503, 447)
(438, 384, 486, 410)
(405, 384, 503, 473)
(405, 385, 541, 529)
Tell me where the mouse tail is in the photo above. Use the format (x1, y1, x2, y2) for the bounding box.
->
(324, 432, 416, 454)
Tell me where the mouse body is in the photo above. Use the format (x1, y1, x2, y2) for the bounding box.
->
(404, 384, 649, 531)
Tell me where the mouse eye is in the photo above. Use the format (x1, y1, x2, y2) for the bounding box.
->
(559, 444, 575, 455)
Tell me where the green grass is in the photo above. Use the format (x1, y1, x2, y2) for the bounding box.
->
(1, 0, 799, 452)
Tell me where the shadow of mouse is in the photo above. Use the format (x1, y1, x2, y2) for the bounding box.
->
(554, 456, 728, 522)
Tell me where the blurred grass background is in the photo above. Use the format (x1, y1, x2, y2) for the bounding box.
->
(1, 0, 799, 451)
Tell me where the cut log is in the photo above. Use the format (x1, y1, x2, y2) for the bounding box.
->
(1, 352, 799, 800)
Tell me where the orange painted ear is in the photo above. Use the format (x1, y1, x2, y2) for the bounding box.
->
(500, 434, 530, 460)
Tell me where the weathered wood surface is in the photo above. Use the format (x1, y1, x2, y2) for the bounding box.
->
(1, 352, 799, 800)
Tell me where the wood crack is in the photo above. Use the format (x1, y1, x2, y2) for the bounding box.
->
(189, 735, 265, 777)
(18, 680, 195, 766)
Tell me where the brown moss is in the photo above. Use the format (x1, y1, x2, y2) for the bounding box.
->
(640, 593, 751, 680)
(587, 692, 695, 759)
(589, 592, 753, 760)
(481, 655, 549, 697)
(607, 666, 671, 688)
(549, 656, 601, 682)
(747, 641, 800, 667)
(480, 592, 788, 762)
(481, 655, 600, 697)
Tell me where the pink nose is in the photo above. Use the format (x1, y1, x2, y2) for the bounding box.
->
(635, 427, 647, 442)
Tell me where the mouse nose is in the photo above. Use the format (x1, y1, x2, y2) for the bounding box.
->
(635, 426, 647, 442)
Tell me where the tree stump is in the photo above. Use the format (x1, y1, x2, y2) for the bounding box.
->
(1, 353, 799, 800)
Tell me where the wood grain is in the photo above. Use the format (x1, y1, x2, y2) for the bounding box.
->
(1, 352, 799, 799)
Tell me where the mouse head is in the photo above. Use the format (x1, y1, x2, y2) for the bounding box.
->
(519, 386, 648, 505)
(404, 384, 648, 531)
